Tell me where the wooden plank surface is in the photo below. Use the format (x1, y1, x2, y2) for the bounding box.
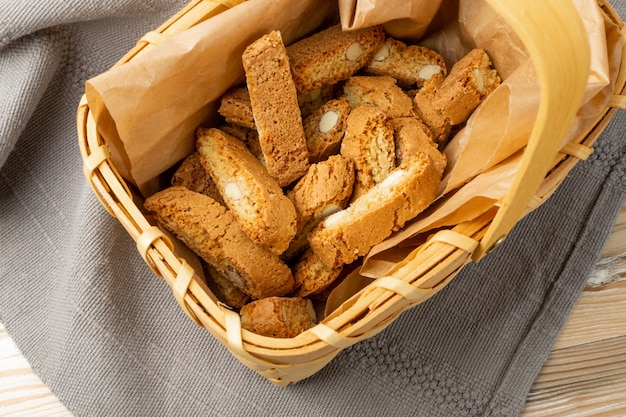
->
(1, 203, 625, 416)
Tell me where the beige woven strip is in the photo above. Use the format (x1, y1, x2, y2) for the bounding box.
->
(139, 31, 169, 46)
(560, 142, 594, 160)
(608, 94, 626, 109)
(309, 324, 359, 349)
(82, 145, 115, 216)
(83, 145, 109, 173)
(373, 277, 433, 303)
(429, 229, 479, 254)
(173, 261, 202, 326)
(136, 226, 173, 275)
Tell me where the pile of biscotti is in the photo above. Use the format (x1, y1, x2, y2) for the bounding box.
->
(144, 23, 501, 339)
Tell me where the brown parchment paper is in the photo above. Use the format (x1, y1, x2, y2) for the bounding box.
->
(85, 0, 338, 195)
(84, 0, 621, 301)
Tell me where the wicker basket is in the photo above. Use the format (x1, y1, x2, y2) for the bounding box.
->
(77, 0, 626, 386)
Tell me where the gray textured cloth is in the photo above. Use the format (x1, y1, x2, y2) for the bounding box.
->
(1, 1, 625, 416)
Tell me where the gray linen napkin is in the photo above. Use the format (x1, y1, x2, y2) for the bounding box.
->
(1, 1, 625, 416)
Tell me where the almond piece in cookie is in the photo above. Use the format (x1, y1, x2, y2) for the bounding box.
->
(431, 48, 501, 125)
(365, 38, 447, 88)
(240, 297, 317, 338)
(144, 186, 294, 299)
(303, 98, 352, 163)
(287, 24, 385, 94)
(340, 104, 396, 201)
(242, 30, 310, 187)
(308, 154, 440, 269)
(196, 127, 297, 256)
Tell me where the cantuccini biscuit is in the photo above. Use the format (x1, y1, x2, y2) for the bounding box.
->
(171, 152, 225, 206)
(365, 38, 447, 88)
(431, 48, 501, 125)
(342, 75, 415, 120)
(287, 24, 385, 94)
(203, 261, 250, 309)
(308, 153, 440, 268)
(219, 124, 264, 165)
(389, 117, 447, 176)
(303, 98, 352, 163)
(284, 155, 355, 260)
(196, 127, 297, 256)
(218, 86, 256, 130)
(412, 74, 451, 145)
(242, 30, 310, 187)
(240, 297, 317, 338)
(144, 186, 294, 299)
(293, 248, 343, 297)
(340, 104, 396, 201)
(413, 49, 501, 145)
(298, 84, 338, 118)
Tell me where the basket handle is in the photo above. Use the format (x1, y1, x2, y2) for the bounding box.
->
(473, 0, 591, 260)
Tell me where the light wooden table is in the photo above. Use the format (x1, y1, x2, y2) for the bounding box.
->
(1, 203, 625, 416)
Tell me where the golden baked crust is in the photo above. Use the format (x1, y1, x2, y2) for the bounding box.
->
(303, 98, 352, 163)
(196, 127, 297, 256)
(413, 49, 501, 145)
(242, 30, 310, 187)
(342, 75, 415, 120)
(308, 153, 440, 268)
(144, 186, 294, 299)
(171, 152, 225, 205)
(433, 48, 501, 124)
(389, 116, 447, 176)
(203, 261, 250, 309)
(218, 86, 256, 130)
(365, 38, 447, 88)
(287, 24, 385, 94)
(293, 249, 343, 297)
(412, 74, 451, 145)
(240, 297, 317, 338)
(284, 155, 355, 260)
(340, 104, 396, 200)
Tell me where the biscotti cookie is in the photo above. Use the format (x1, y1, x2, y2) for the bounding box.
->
(240, 297, 317, 338)
(144, 186, 294, 299)
(219, 124, 264, 165)
(287, 24, 385, 94)
(340, 104, 396, 201)
(308, 153, 440, 268)
(303, 98, 352, 163)
(242, 30, 310, 187)
(284, 155, 355, 260)
(203, 261, 250, 309)
(431, 48, 501, 125)
(365, 38, 447, 88)
(389, 117, 447, 176)
(412, 74, 451, 145)
(196, 127, 297, 256)
(218, 86, 256, 130)
(293, 248, 344, 297)
(342, 75, 415, 120)
(171, 152, 225, 206)
(413, 49, 500, 145)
